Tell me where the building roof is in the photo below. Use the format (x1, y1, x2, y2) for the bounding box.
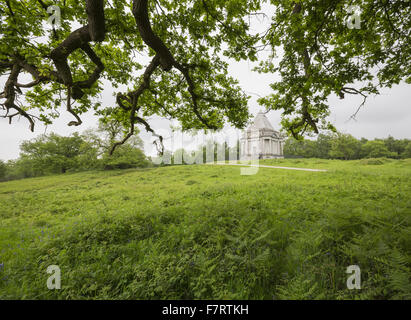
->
(248, 111, 275, 131)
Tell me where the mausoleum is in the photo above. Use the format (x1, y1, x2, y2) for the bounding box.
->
(240, 111, 285, 159)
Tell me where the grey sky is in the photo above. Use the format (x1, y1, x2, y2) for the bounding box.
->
(1, 3, 410, 160)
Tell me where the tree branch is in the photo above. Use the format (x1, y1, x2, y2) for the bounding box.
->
(86, 0, 106, 41)
(1, 64, 35, 131)
(132, 0, 175, 71)
(110, 55, 162, 155)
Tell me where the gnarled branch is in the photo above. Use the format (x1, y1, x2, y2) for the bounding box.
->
(132, 0, 175, 71)
(110, 55, 162, 155)
(1, 64, 35, 131)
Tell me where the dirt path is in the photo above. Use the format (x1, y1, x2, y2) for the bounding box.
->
(211, 162, 328, 172)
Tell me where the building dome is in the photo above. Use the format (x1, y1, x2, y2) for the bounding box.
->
(248, 111, 275, 132)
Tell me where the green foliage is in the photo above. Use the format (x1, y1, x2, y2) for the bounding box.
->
(94, 116, 144, 154)
(1, 119, 149, 180)
(329, 133, 361, 160)
(0, 159, 410, 299)
(361, 140, 396, 159)
(401, 141, 411, 159)
(284, 139, 317, 159)
(171, 148, 199, 165)
(284, 133, 410, 161)
(315, 134, 333, 159)
(383, 136, 409, 158)
(256, 0, 411, 138)
(0, 0, 256, 138)
(102, 145, 150, 170)
(15, 132, 100, 177)
(0, 160, 6, 180)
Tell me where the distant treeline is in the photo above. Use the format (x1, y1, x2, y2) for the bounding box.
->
(284, 133, 411, 160)
(2, 130, 411, 182)
(157, 133, 411, 165)
(0, 131, 241, 181)
(154, 140, 240, 166)
(0, 120, 150, 182)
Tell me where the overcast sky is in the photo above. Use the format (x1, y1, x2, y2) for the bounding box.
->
(1, 5, 410, 161)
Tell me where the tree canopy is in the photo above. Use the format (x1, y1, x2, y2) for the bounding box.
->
(1, 0, 410, 150)
(257, 0, 411, 138)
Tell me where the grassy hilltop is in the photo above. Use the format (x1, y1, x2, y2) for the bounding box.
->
(0, 158, 410, 299)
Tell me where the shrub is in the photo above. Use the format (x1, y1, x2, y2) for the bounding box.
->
(102, 145, 150, 170)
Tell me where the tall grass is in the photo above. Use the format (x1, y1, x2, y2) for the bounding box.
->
(0, 159, 410, 299)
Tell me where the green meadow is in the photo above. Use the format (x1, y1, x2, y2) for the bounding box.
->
(0, 158, 410, 299)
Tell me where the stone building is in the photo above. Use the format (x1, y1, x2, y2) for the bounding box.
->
(240, 111, 285, 159)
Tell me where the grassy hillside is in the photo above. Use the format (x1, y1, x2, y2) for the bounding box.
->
(0, 158, 410, 299)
